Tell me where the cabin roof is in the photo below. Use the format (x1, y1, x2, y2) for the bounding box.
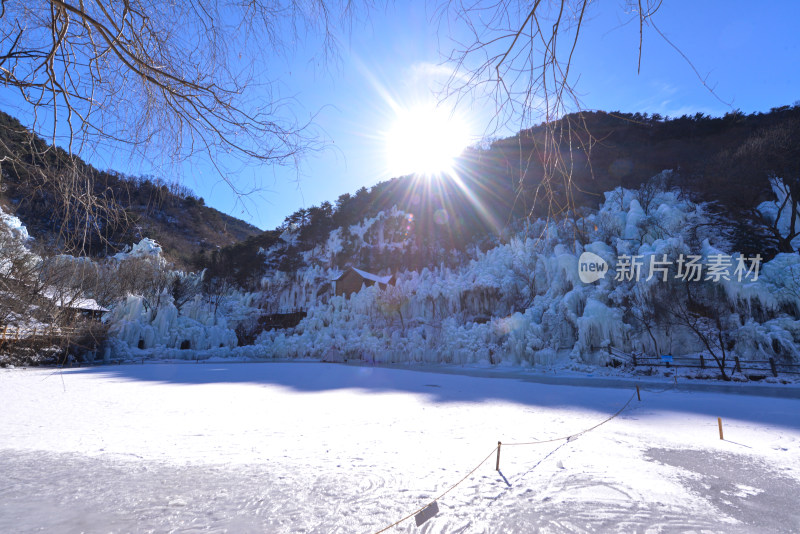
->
(42, 288, 110, 312)
(335, 267, 393, 285)
(63, 297, 109, 312)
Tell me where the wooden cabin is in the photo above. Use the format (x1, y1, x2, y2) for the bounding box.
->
(60, 297, 110, 322)
(44, 289, 110, 322)
(333, 267, 395, 297)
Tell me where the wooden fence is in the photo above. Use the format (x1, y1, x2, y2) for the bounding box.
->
(0, 324, 102, 350)
(607, 346, 800, 378)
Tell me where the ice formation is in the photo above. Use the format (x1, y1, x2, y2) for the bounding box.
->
(112, 238, 164, 261)
(7, 175, 796, 372)
(0, 205, 30, 242)
(244, 177, 800, 370)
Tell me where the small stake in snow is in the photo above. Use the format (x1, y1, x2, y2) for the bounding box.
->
(496, 441, 502, 471)
(636, 385, 641, 401)
(718, 417, 724, 440)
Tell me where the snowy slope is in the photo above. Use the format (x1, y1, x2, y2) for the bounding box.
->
(245, 178, 800, 373)
(4, 175, 798, 378)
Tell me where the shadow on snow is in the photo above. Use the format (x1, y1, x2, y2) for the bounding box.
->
(57, 361, 800, 431)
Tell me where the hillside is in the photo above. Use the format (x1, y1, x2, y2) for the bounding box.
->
(77, 104, 798, 377)
(3, 105, 798, 273)
(104, 169, 800, 382)
(0, 111, 261, 265)
(2, 105, 799, 377)
(200, 105, 800, 289)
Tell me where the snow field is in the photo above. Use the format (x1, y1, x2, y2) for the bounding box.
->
(2, 362, 799, 532)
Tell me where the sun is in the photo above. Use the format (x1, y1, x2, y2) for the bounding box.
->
(385, 104, 471, 177)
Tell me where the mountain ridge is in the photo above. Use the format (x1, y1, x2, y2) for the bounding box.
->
(198, 104, 800, 289)
(0, 110, 261, 266)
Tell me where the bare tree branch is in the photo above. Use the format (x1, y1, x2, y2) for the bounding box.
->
(0, 0, 373, 251)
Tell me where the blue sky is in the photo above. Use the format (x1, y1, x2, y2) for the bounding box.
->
(4, 1, 799, 231)
(218, 0, 799, 230)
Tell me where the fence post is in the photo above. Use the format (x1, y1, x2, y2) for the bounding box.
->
(769, 358, 778, 377)
(495, 441, 502, 471)
(718, 417, 724, 440)
(734, 356, 741, 373)
(636, 385, 641, 401)
(700, 354, 705, 369)
(632, 353, 637, 367)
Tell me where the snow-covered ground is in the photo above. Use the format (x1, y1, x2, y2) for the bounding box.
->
(2, 362, 800, 533)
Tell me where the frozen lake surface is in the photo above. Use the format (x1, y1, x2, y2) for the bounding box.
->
(2, 362, 799, 533)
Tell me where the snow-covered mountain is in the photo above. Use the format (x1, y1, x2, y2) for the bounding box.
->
(249, 178, 799, 369)
(3, 106, 800, 377)
(89, 176, 800, 380)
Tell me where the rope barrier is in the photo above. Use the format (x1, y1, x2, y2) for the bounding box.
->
(373, 389, 638, 533)
(640, 383, 678, 394)
(503, 390, 637, 446)
(373, 446, 499, 534)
